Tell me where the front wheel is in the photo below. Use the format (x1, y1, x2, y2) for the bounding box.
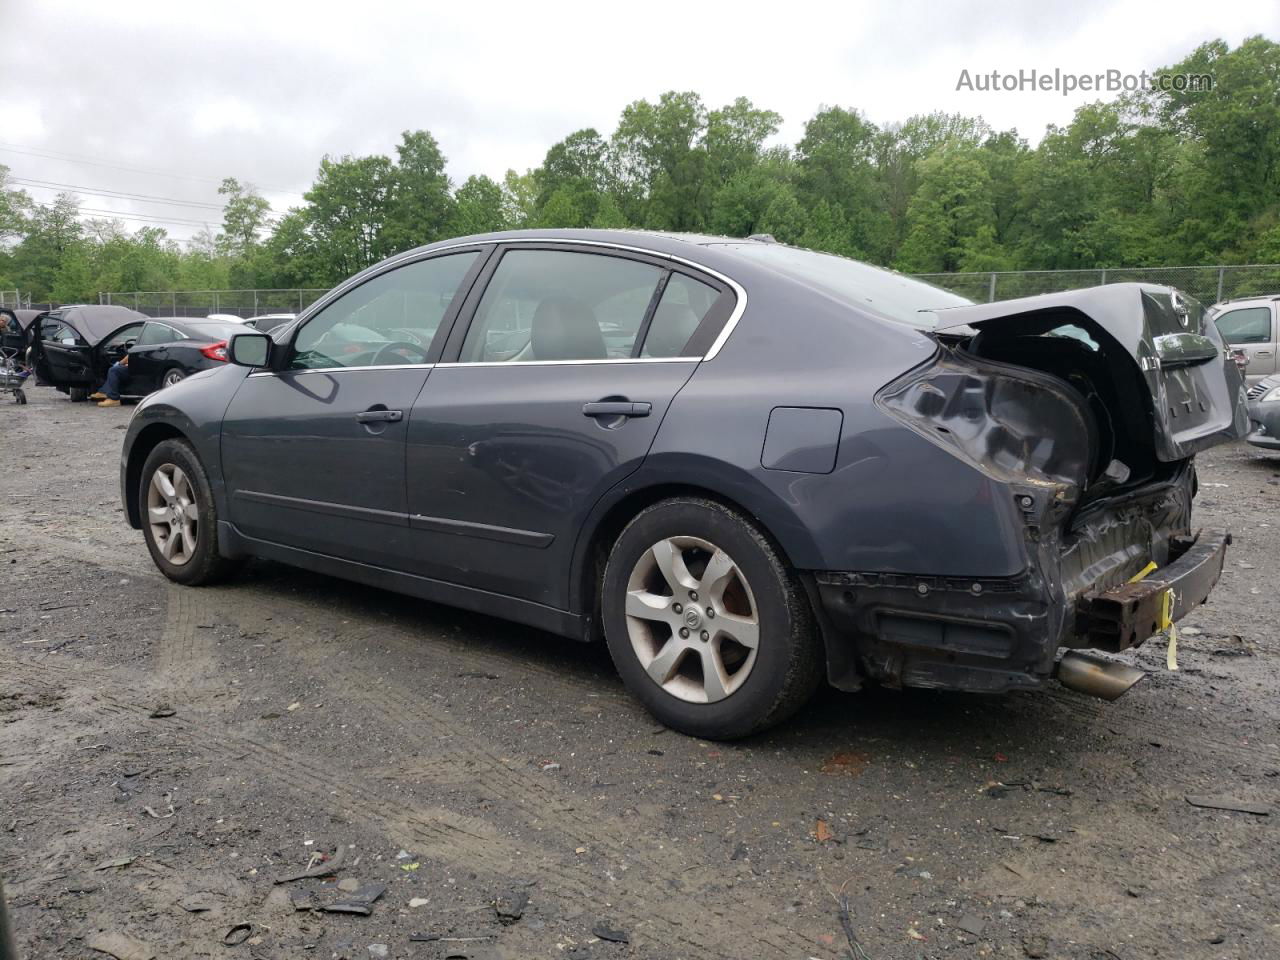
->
(139, 439, 239, 585)
(68, 386, 88, 402)
(602, 497, 823, 739)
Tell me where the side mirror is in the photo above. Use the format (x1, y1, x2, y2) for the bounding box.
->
(228, 332, 272, 368)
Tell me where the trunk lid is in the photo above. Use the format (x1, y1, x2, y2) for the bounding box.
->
(929, 283, 1249, 461)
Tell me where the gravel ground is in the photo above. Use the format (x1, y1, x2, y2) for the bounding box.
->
(1, 382, 1278, 960)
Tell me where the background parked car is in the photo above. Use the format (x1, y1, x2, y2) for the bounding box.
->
(29, 305, 147, 400)
(1, 307, 42, 360)
(120, 317, 245, 393)
(1245, 373, 1280, 450)
(243, 313, 296, 334)
(1210, 295, 1279, 383)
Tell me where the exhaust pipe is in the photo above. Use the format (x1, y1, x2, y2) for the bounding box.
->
(1054, 651, 1144, 701)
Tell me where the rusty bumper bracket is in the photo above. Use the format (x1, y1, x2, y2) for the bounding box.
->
(1077, 529, 1231, 652)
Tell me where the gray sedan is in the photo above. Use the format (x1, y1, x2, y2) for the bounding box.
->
(1246, 375, 1280, 450)
(119, 230, 1248, 738)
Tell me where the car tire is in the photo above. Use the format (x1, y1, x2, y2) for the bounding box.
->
(68, 386, 88, 402)
(602, 497, 823, 739)
(162, 369, 186, 388)
(139, 439, 239, 586)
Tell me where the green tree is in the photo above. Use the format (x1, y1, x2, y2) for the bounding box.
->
(217, 177, 271, 257)
(384, 130, 455, 253)
(896, 143, 1002, 272)
(449, 175, 508, 235)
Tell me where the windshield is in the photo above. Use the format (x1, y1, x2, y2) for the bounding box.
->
(714, 242, 972, 329)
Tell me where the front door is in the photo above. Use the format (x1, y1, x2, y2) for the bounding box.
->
(38, 317, 95, 388)
(221, 249, 486, 568)
(405, 246, 730, 608)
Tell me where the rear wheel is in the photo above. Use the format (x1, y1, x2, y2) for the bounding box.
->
(68, 386, 88, 402)
(602, 497, 823, 739)
(139, 439, 239, 585)
(162, 369, 186, 388)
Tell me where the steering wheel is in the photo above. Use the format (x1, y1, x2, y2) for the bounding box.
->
(370, 340, 429, 365)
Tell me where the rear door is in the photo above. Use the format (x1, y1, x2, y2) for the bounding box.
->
(221, 248, 487, 569)
(404, 244, 735, 608)
(1214, 303, 1276, 382)
(127, 322, 185, 393)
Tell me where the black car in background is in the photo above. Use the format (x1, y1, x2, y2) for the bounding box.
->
(30, 305, 147, 400)
(1, 307, 42, 360)
(31, 308, 242, 400)
(122, 318, 243, 393)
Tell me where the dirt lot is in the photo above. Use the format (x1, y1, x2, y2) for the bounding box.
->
(1, 382, 1278, 960)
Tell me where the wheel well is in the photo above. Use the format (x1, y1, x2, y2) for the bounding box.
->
(124, 423, 187, 527)
(575, 483, 794, 642)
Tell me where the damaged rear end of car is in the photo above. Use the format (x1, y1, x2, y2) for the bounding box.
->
(819, 283, 1249, 699)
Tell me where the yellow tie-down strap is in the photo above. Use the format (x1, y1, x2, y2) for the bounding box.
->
(1129, 562, 1178, 670)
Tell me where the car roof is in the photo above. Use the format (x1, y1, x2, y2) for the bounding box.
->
(147, 317, 243, 338)
(45, 305, 148, 344)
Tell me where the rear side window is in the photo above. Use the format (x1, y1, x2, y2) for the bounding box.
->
(292, 251, 480, 369)
(1215, 306, 1272, 345)
(137, 323, 182, 346)
(461, 250, 665, 362)
(642, 273, 721, 358)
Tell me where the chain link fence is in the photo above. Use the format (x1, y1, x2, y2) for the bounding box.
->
(98, 289, 328, 318)
(96, 264, 1280, 319)
(909, 264, 1280, 305)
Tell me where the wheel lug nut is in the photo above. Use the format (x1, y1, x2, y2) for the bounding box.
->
(700, 631, 709, 642)
(679, 627, 690, 639)
(706, 607, 715, 618)
(690, 591, 699, 602)
(672, 602, 683, 614)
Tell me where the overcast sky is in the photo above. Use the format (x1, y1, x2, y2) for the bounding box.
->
(1, 0, 1276, 244)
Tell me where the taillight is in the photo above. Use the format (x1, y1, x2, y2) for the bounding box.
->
(200, 340, 228, 362)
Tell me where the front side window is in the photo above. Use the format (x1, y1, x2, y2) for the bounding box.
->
(642, 273, 721, 358)
(461, 250, 664, 362)
(102, 324, 144, 351)
(136, 322, 181, 346)
(41, 320, 70, 342)
(291, 252, 479, 370)
(1215, 306, 1272, 345)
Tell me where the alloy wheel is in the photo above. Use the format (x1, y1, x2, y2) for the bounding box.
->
(163, 370, 184, 387)
(146, 463, 198, 566)
(624, 536, 759, 703)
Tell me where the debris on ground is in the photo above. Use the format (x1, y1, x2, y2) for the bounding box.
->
(147, 704, 175, 719)
(321, 882, 387, 916)
(813, 819, 834, 843)
(221, 923, 253, 946)
(142, 793, 174, 819)
(494, 889, 529, 924)
(93, 856, 136, 872)
(1185, 796, 1272, 816)
(956, 913, 986, 937)
(177, 893, 216, 913)
(87, 932, 156, 960)
(1022, 934, 1050, 957)
(409, 897, 429, 908)
(837, 892, 873, 960)
(592, 922, 629, 943)
(820, 751, 870, 776)
(274, 843, 347, 883)
(367, 945, 388, 958)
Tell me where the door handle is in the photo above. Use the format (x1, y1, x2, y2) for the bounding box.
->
(356, 408, 403, 423)
(582, 401, 651, 419)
